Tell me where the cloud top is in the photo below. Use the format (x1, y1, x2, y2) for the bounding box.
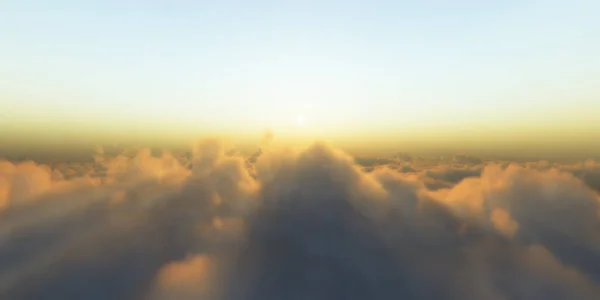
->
(0, 137, 599, 299)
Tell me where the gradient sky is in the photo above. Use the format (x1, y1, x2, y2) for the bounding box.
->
(1, 1, 599, 153)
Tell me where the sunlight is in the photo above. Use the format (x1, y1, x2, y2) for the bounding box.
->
(296, 114, 306, 127)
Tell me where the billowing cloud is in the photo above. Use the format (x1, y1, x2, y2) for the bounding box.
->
(0, 138, 599, 300)
(149, 254, 216, 300)
(559, 160, 600, 193)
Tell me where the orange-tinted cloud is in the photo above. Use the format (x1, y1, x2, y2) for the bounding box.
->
(0, 138, 599, 300)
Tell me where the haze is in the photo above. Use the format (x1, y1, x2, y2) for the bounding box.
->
(2, 0, 600, 158)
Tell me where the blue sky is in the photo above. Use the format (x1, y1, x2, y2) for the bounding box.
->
(1, 0, 599, 141)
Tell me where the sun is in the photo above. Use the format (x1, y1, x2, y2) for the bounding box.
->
(296, 114, 306, 127)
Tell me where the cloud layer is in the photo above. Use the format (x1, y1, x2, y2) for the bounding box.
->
(0, 138, 599, 300)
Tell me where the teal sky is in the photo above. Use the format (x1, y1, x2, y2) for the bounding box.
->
(1, 0, 599, 146)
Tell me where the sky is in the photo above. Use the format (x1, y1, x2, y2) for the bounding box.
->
(1, 0, 600, 155)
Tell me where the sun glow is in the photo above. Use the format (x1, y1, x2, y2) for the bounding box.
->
(296, 114, 306, 127)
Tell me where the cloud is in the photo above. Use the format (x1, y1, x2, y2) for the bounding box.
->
(558, 160, 600, 193)
(490, 208, 519, 237)
(438, 163, 600, 281)
(415, 164, 483, 190)
(0, 139, 599, 299)
(149, 254, 216, 300)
